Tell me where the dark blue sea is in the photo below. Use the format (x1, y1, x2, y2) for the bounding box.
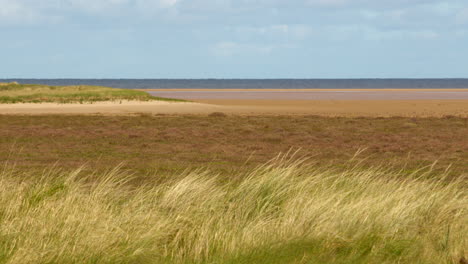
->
(1, 79, 468, 89)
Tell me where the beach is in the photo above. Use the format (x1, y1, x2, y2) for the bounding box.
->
(1, 89, 467, 117)
(0, 101, 221, 115)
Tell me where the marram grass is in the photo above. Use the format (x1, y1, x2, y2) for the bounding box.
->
(0, 159, 466, 264)
(0, 82, 183, 103)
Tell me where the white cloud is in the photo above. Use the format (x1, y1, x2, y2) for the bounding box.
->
(67, 0, 130, 13)
(232, 24, 312, 39)
(290, 25, 312, 39)
(212, 41, 274, 57)
(0, 0, 38, 22)
(159, 0, 178, 8)
(456, 8, 468, 24)
(306, 0, 348, 7)
(0, 0, 22, 18)
(212, 41, 239, 57)
(233, 25, 289, 35)
(0, 0, 467, 37)
(327, 25, 440, 41)
(136, 0, 178, 10)
(271, 24, 289, 34)
(428, 1, 462, 16)
(0, 0, 178, 23)
(454, 29, 468, 37)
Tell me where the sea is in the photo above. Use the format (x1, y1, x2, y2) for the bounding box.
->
(1, 79, 468, 89)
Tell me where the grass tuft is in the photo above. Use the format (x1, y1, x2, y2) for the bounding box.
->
(0, 158, 466, 263)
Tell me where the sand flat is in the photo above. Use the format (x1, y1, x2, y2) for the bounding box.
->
(145, 89, 468, 100)
(0, 99, 467, 117)
(0, 101, 222, 115)
(194, 99, 468, 117)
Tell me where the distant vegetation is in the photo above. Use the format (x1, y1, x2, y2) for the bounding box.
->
(2, 115, 466, 177)
(0, 158, 465, 263)
(0, 82, 183, 103)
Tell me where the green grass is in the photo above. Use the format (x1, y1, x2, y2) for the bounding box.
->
(0, 157, 466, 264)
(0, 82, 184, 103)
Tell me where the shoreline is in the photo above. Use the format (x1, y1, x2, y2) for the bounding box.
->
(138, 88, 468, 92)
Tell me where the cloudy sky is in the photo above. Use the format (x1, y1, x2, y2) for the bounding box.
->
(1, 0, 467, 78)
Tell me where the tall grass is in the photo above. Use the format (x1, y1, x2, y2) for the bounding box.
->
(0, 83, 183, 103)
(0, 159, 466, 263)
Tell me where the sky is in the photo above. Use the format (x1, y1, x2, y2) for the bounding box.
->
(1, 0, 467, 78)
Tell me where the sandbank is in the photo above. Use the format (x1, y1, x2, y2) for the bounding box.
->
(145, 89, 468, 100)
(194, 99, 468, 117)
(0, 99, 467, 117)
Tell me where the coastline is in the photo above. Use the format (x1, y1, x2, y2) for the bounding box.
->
(138, 88, 468, 92)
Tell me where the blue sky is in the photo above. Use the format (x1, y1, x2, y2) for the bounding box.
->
(1, 0, 467, 78)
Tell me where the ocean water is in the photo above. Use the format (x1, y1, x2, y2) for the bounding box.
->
(1, 79, 468, 89)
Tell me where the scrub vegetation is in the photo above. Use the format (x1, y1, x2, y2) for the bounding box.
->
(0, 158, 466, 264)
(1, 115, 466, 178)
(0, 82, 183, 103)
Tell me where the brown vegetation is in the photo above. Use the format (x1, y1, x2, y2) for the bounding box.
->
(195, 99, 468, 117)
(1, 114, 466, 179)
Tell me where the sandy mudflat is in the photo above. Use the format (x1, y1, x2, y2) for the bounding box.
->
(0, 99, 467, 117)
(145, 89, 468, 100)
(193, 99, 468, 117)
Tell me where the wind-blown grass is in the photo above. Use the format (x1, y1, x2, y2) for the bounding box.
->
(0, 82, 183, 103)
(0, 159, 466, 263)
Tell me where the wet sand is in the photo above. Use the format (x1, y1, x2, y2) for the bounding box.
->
(146, 89, 468, 100)
(194, 100, 468, 117)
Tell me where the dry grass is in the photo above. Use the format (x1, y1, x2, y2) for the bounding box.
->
(0, 82, 182, 103)
(0, 158, 466, 263)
